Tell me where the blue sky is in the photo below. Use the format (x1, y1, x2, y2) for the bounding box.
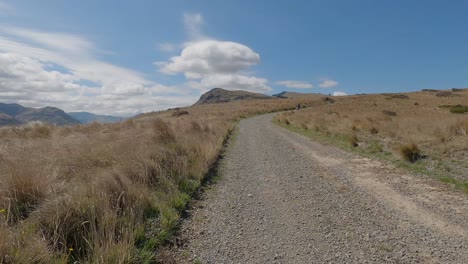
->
(0, 1, 467, 115)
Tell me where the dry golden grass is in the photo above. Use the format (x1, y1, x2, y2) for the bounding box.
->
(276, 89, 468, 180)
(0, 96, 318, 263)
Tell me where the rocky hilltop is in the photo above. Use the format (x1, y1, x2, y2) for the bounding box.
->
(194, 88, 272, 105)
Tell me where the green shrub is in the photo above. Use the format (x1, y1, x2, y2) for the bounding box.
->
(450, 105, 468, 114)
(439, 104, 468, 114)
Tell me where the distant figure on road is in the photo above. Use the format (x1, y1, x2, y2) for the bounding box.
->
(296, 104, 301, 110)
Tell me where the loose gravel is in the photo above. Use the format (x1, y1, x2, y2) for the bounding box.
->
(170, 113, 468, 263)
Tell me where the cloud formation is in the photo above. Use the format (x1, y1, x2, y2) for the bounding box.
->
(184, 13, 204, 40)
(158, 40, 260, 78)
(319, 79, 339, 88)
(157, 15, 271, 93)
(332, 91, 347, 96)
(276, 80, 313, 89)
(0, 12, 272, 115)
(0, 26, 191, 116)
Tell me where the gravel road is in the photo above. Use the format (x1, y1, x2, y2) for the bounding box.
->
(170, 113, 468, 263)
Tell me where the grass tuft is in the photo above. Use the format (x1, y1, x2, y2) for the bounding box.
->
(399, 144, 421, 162)
(440, 177, 468, 193)
(349, 134, 359, 147)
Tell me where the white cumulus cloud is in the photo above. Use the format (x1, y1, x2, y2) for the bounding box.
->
(158, 40, 260, 78)
(156, 38, 271, 92)
(332, 91, 347, 96)
(319, 79, 339, 88)
(276, 80, 313, 89)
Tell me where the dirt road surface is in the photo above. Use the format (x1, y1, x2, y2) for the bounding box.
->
(171, 113, 468, 263)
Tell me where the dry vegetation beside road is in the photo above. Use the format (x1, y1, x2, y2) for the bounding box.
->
(275, 89, 468, 184)
(0, 97, 318, 263)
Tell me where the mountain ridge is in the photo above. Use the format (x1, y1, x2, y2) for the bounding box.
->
(194, 88, 272, 105)
(0, 103, 79, 126)
(68, 112, 123, 124)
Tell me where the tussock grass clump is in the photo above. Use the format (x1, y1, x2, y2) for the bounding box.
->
(452, 88, 464, 92)
(349, 134, 359, 147)
(399, 144, 421, 162)
(34, 173, 150, 262)
(9, 121, 52, 138)
(422, 89, 439, 92)
(152, 118, 176, 144)
(389, 94, 409, 99)
(382, 110, 397, 116)
(450, 120, 468, 136)
(0, 222, 55, 263)
(436, 91, 460, 97)
(0, 158, 57, 223)
(172, 109, 189, 117)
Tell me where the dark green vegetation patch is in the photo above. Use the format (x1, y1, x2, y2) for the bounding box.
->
(439, 105, 468, 114)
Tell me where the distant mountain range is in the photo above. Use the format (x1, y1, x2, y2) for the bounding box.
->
(0, 102, 123, 126)
(1, 88, 318, 126)
(68, 112, 123, 124)
(0, 103, 80, 126)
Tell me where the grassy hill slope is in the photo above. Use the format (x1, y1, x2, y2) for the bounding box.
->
(276, 88, 468, 182)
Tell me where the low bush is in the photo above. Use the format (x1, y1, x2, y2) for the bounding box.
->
(450, 105, 468, 114)
(172, 110, 189, 117)
(436, 91, 460, 97)
(439, 104, 468, 114)
(390, 94, 409, 99)
(382, 110, 397, 116)
(400, 143, 421, 162)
